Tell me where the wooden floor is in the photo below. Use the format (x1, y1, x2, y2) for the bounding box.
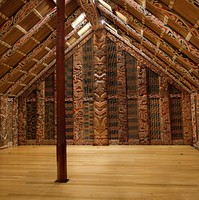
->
(0, 145, 199, 200)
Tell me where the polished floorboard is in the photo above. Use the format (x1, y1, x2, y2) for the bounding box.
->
(0, 145, 199, 200)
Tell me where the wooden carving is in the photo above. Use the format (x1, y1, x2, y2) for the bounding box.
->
(137, 63, 149, 144)
(117, 45, 128, 144)
(36, 82, 45, 144)
(182, 91, 193, 144)
(73, 48, 84, 144)
(159, 76, 171, 144)
(12, 98, 18, 146)
(93, 29, 109, 145)
(18, 96, 27, 145)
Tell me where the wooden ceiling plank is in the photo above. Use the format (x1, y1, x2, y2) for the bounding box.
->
(106, 29, 195, 93)
(111, 0, 199, 62)
(97, 2, 198, 89)
(16, 28, 94, 97)
(0, 0, 42, 38)
(0, 11, 8, 20)
(0, 7, 83, 91)
(0, 6, 57, 64)
(78, 0, 102, 29)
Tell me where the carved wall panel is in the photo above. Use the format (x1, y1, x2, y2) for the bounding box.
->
(125, 52, 139, 144)
(65, 57, 73, 143)
(73, 47, 84, 144)
(182, 91, 193, 145)
(169, 84, 183, 144)
(107, 38, 119, 144)
(12, 98, 18, 146)
(147, 69, 161, 144)
(82, 38, 94, 144)
(44, 73, 55, 144)
(117, 46, 128, 144)
(18, 96, 26, 145)
(160, 76, 171, 144)
(0, 96, 16, 149)
(26, 90, 37, 142)
(36, 82, 45, 144)
(137, 64, 149, 144)
(14, 30, 195, 146)
(93, 29, 109, 145)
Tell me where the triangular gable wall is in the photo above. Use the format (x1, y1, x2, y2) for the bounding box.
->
(16, 30, 195, 146)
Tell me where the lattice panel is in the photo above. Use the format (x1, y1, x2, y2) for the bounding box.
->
(125, 52, 138, 141)
(83, 38, 94, 98)
(148, 98, 161, 140)
(45, 102, 55, 140)
(65, 56, 73, 98)
(125, 52, 137, 96)
(45, 73, 54, 98)
(168, 84, 181, 95)
(83, 101, 94, 142)
(65, 56, 73, 140)
(65, 101, 74, 140)
(26, 102, 37, 140)
(107, 38, 117, 96)
(170, 97, 183, 140)
(147, 69, 159, 95)
(82, 38, 94, 143)
(127, 99, 139, 139)
(108, 98, 119, 140)
(107, 39, 119, 141)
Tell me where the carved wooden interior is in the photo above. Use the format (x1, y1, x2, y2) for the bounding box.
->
(0, 0, 198, 148)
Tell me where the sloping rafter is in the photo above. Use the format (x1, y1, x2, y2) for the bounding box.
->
(78, 0, 102, 29)
(0, 0, 198, 97)
(97, 0, 198, 91)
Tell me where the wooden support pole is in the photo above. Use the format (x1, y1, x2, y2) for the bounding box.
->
(56, 0, 68, 183)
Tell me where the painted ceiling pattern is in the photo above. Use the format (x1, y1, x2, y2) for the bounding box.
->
(0, 0, 198, 97)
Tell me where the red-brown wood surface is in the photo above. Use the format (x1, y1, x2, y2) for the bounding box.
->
(56, 0, 67, 183)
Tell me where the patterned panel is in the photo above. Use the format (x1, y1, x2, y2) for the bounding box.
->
(45, 102, 55, 140)
(36, 82, 45, 144)
(73, 48, 84, 144)
(147, 69, 159, 95)
(169, 84, 181, 95)
(108, 98, 119, 140)
(107, 38, 117, 96)
(26, 102, 37, 140)
(18, 97, 26, 145)
(65, 56, 74, 142)
(45, 73, 54, 99)
(83, 38, 93, 98)
(147, 69, 161, 142)
(65, 101, 73, 140)
(7, 100, 13, 142)
(170, 97, 183, 140)
(159, 76, 171, 144)
(117, 47, 128, 144)
(148, 98, 161, 140)
(107, 38, 118, 142)
(125, 52, 139, 142)
(126, 52, 137, 96)
(65, 57, 73, 99)
(127, 99, 139, 140)
(83, 101, 94, 143)
(93, 29, 109, 145)
(82, 38, 94, 143)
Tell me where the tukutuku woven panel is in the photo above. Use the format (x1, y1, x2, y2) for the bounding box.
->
(125, 52, 139, 140)
(65, 56, 74, 140)
(107, 38, 119, 141)
(82, 38, 94, 143)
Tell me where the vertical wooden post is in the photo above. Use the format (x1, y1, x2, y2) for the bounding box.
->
(93, 29, 109, 146)
(56, 0, 68, 182)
